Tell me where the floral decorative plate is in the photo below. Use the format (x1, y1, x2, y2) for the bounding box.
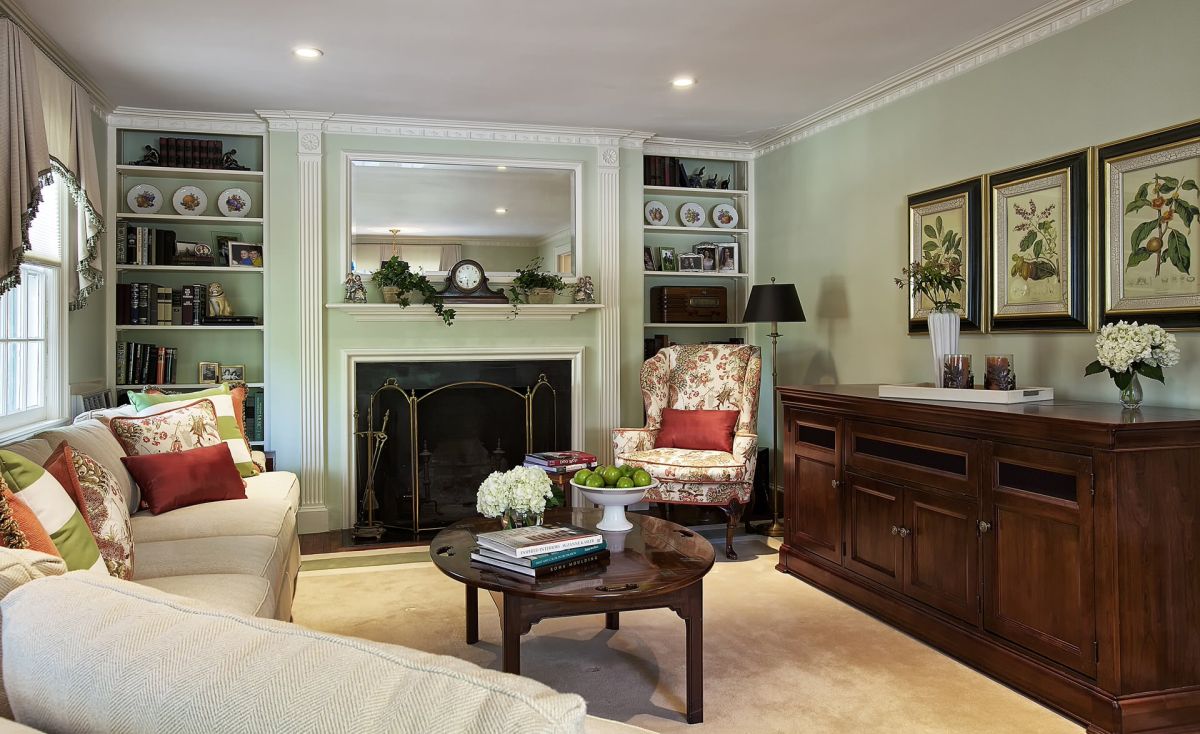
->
(172, 186, 208, 216)
(217, 188, 253, 218)
(679, 202, 706, 228)
(711, 203, 739, 228)
(126, 184, 163, 214)
(644, 200, 669, 225)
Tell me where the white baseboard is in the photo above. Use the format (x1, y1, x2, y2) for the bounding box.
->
(297, 506, 330, 534)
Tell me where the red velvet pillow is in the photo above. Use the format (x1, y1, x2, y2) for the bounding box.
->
(121, 443, 246, 515)
(654, 408, 739, 452)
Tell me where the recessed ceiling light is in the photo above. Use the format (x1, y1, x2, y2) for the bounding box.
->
(293, 46, 323, 59)
(672, 76, 696, 88)
(496, 166, 507, 171)
(495, 208, 507, 214)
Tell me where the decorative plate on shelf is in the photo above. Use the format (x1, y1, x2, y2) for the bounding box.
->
(711, 203, 739, 228)
(679, 202, 705, 228)
(125, 184, 163, 214)
(172, 186, 208, 216)
(217, 188, 253, 218)
(644, 200, 669, 225)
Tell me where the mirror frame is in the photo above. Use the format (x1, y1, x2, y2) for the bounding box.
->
(341, 151, 583, 284)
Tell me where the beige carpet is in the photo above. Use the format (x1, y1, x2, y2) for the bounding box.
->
(292, 539, 1082, 734)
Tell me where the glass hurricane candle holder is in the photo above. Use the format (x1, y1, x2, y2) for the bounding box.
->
(985, 354, 1017, 391)
(942, 354, 974, 389)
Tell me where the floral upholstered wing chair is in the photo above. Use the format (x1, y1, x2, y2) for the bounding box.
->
(612, 344, 762, 559)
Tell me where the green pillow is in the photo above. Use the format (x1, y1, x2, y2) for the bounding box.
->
(129, 384, 230, 411)
(0, 451, 104, 572)
(126, 385, 258, 478)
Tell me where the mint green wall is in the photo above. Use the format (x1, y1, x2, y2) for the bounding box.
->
(268, 132, 646, 527)
(67, 110, 109, 385)
(754, 0, 1200, 439)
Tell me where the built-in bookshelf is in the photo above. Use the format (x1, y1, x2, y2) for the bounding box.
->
(104, 123, 270, 447)
(642, 152, 753, 359)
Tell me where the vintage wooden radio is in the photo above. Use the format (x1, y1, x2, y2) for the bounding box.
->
(650, 286, 728, 323)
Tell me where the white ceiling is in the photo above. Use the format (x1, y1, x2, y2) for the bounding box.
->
(351, 162, 572, 238)
(20, 0, 1051, 143)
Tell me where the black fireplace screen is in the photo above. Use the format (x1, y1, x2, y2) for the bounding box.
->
(353, 360, 572, 537)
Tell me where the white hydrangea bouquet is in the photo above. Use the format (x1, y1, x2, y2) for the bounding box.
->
(476, 465, 560, 528)
(1084, 320, 1180, 407)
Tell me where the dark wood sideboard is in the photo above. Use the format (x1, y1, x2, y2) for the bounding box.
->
(776, 385, 1200, 734)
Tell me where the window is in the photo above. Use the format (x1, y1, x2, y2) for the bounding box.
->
(0, 178, 66, 434)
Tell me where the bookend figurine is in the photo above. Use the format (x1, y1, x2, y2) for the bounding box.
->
(704, 173, 719, 188)
(222, 149, 251, 171)
(573, 275, 595, 304)
(128, 145, 160, 166)
(687, 166, 706, 188)
(208, 282, 235, 317)
(344, 272, 367, 303)
(719, 176, 731, 189)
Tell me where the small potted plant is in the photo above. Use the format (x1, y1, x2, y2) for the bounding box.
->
(370, 256, 455, 325)
(476, 465, 562, 528)
(509, 257, 566, 304)
(1085, 320, 1180, 409)
(895, 256, 964, 386)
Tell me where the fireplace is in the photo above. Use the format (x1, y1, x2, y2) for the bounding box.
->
(351, 357, 575, 539)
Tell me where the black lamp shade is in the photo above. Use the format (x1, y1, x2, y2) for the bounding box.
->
(743, 282, 805, 323)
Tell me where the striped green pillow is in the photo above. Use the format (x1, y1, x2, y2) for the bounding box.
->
(127, 385, 258, 478)
(0, 450, 105, 572)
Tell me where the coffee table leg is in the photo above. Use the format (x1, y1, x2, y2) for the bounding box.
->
(502, 593, 521, 675)
(465, 584, 478, 644)
(606, 611, 619, 630)
(685, 581, 703, 724)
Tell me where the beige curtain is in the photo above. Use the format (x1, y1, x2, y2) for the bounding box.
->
(0, 19, 51, 297)
(438, 244, 462, 270)
(36, 49, 104, 310)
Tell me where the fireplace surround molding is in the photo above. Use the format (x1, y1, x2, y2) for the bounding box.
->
(339, 346, 587, 529)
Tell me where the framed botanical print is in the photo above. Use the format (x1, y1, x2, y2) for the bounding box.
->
(988, 150, 1091, 331)
(907, 178, 983, 333)
(1099, 119, 1200, 328)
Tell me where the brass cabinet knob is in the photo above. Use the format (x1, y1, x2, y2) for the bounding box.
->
(890, 525, 910, 537)
(831, 479, 842, 489)
(978, 520, 992, 534)
(891, 525, 899, 536)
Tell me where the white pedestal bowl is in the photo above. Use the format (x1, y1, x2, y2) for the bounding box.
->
(570, 480, 655, 532)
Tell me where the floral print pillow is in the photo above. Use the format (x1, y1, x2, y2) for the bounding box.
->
(110, 399, 222, 457)
(68, 449, 134, 579)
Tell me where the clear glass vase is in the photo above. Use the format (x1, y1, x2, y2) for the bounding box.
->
(1118, 372, 1143, 410)
(500, 509, 543, 529)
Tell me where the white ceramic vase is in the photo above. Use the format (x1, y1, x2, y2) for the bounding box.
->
(927, 309, 960, 387)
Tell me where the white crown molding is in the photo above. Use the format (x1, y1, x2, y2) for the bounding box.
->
(108, 106, 268, 134)
(645, 137, 756, 161)
(753, 0, 1133, 156)
(0, 0, 112, 112)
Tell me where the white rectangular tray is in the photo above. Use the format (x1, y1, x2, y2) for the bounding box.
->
(879, 383, 1054, 404)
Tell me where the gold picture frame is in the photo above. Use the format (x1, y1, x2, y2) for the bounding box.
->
(906, 178, 984, 333)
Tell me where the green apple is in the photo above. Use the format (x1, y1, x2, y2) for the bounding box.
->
(602, 466, 622, 486)
(632, 469, 653, 487)
(585, 474, 606, 488)
(573, 468, 592, 484)
(615, 476, 635, 488)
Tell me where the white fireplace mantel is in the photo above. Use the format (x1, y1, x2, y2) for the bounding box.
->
(326, 302, 603, 322)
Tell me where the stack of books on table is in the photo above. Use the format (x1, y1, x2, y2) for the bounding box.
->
(523, 451, 598, 475)
(471, 523, 608, 578)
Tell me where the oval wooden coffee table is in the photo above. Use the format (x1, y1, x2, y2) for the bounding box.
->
(430, 508, 715, 724)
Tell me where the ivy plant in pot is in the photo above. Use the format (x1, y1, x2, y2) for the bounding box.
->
(895, 256, 964, 387)
(508, 257, 566, 305)
(370, 256, 456, 326)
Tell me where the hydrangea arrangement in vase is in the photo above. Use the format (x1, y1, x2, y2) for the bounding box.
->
(476, 466, 561, 528)
(1084, 321, 1180, 409)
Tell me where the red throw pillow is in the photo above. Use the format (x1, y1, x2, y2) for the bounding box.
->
(654, 408, 739, 452)
(121, 444, 246, 515)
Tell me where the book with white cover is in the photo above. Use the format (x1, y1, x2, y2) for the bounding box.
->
(476, 523, 602, 558)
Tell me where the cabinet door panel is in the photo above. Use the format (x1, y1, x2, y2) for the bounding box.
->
(788, 455, 840, 563)
(983, 443, 1096, 677)
(904, 488, 979, 625)
(844, 474, 902, 589)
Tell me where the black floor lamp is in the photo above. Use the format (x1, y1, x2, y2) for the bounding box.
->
(742, 277, 806, 537)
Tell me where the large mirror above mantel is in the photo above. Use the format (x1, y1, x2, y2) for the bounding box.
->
(346, 155, 580, 281)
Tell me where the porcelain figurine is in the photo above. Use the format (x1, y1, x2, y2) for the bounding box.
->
(573, 275, 595, 304)
(344, 272, 367, 303)
(222, 149, 251, 171)
(128, 145, 160, 167)
(208, 282, 235, 317)
(687, 166, 705, 188)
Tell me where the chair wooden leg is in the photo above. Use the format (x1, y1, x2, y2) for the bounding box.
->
(723, 499, 742, 560)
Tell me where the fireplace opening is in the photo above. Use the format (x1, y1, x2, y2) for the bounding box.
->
(352, 359, 572, 539)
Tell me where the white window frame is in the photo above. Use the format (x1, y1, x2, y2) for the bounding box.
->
(0, 181, 69, 439)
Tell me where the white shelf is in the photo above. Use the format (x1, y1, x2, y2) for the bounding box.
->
(643, 225, 748, 234)
(116, 213, 263, 224)
(117, 165, 263, 181)
(643, 271, 748, 278)
(327, 302, 602, 322)
(643, 322, 749, 329)
(643, 185, 748, 197)
(116, 324, 264, 331)
(116, 264, 263, 273)
(116, 382, 265, 390)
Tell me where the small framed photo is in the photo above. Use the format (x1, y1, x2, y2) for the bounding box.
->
(694, 243, 717, 271)
(679, 253, 703, 272)
(211, 232, 240, 266)
(219, 364, 246, 383)
(643, 246, 656, 271)
(198, 361, 220, 384)
(717, 243, 739, 273)
(658, 247, 677, 272)
(228, 242, 263, 268)
(173, 241, 213, 266)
